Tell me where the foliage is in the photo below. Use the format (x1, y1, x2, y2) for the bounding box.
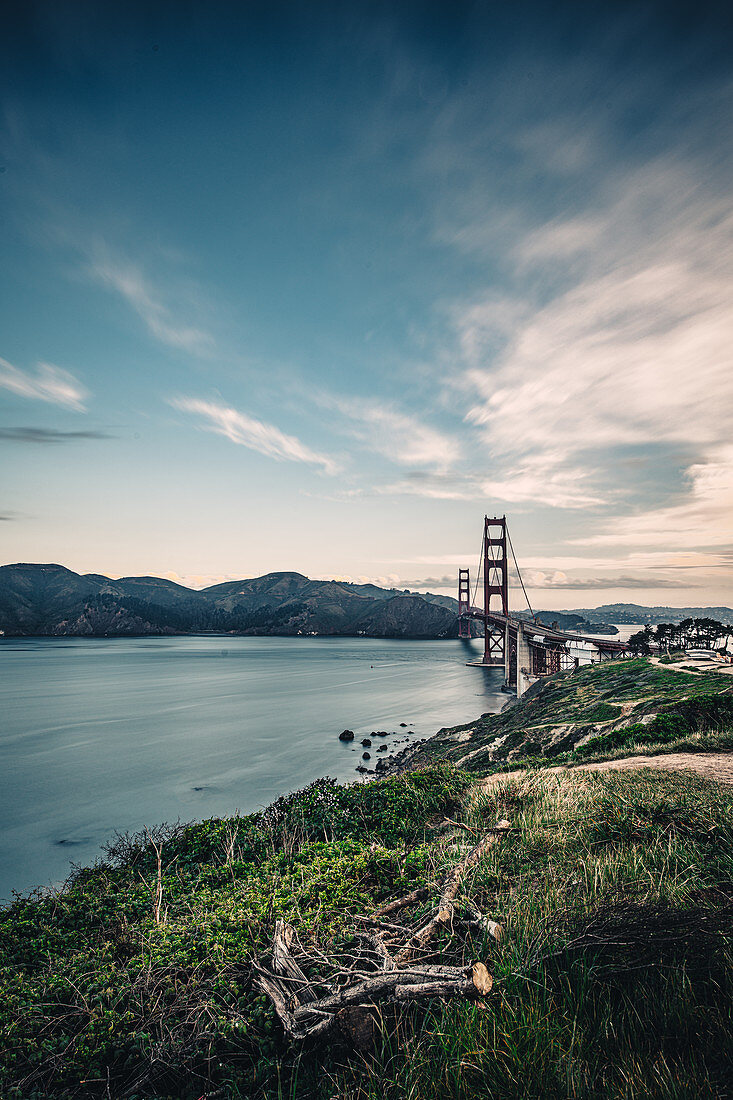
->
(573, 691, 733, 758)
(0, 765, 466, 1099)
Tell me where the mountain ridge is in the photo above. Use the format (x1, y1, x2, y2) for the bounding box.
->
(0, 563, 460, 639)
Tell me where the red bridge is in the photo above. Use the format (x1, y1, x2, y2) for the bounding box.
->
(458, 516, 629, 697)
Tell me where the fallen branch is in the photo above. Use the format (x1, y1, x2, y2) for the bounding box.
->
(394, 823, 510, 965)
(256, 823, 511, 1042)
(373, 885, 429, 918)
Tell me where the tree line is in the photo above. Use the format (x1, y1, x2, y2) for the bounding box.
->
(628, 618, 733, 656)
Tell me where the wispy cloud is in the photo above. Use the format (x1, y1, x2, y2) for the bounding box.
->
(0, 426, 112, 443)
(170, 397, 341, 475)
(0, 358, 88, 411)
(320, 395, 461, 472)
(433, 71, 733, 541)
(575, 445, 733, 550)
(89, 248, 214, 355)
(522, 570, 699, 591)
(354, 464, 600, 509)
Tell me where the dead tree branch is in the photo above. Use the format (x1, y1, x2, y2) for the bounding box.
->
(255, 823, 511, 1042)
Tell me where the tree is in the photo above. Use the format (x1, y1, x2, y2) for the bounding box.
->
(628, 628, 653, 656)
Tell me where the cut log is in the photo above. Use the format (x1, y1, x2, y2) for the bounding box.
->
(471, 961, 493, 995)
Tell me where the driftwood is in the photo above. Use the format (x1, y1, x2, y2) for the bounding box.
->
(255, 823, 511, 1042)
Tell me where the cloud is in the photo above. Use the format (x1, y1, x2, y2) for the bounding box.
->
(89, 249, 214, 355)
(0, 359, 88, 411)
(445, 97, 733, 532)
(575, 445, 733, 550)
(0, 427, 112, 443)
(355, 464, 600, 508)
(170, 397, 340, 475)
(157, 571, 250, 590)
(320, 395, 461, 472)
(522, 570, 699, 591)
(400, 575, 455, 589)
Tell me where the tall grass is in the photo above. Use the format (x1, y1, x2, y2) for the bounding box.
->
(329, 769, 733, 1100)
(1, 766, 731, 1098)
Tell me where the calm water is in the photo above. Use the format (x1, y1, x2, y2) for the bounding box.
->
(0, 635, 502, 902)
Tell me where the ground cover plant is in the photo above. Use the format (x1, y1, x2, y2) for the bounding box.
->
(403, 658, 733, 773)
(2, 751, 732, 1098)
(0, 766, 468, 1099)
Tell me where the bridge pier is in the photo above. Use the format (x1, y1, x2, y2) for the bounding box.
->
(517, 622, 532, 698)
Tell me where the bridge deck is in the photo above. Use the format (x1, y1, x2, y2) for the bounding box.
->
(462, 609, 628, 651)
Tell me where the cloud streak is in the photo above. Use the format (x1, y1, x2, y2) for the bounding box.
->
(0, 358, 88, 411)
(89, 250, 214, 355)
(170, 397, 340, 475)
(522, 570, 699, 591)
(436, 78, 733, 542)
(320, 395, 461, 472)
(0, 427, 113, 443)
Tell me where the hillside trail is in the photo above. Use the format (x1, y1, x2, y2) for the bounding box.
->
(479, 752, 733, 789)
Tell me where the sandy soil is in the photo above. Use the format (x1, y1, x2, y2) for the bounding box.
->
(649, 655, 733, 677)
(480, 752, 733, 789)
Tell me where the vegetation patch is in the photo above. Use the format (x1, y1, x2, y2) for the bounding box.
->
(2, 760, 733, 1098)
(403, 658, 733, 770)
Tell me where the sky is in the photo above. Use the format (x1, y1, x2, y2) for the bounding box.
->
(1, 0, 732, 610)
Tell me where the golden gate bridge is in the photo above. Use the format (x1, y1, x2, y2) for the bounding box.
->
(458, 516, 629, 698)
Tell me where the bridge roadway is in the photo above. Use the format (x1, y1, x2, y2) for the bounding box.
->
(461, 607, 629, 697)
(463, 608, 629, 653)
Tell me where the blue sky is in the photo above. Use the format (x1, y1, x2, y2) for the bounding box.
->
(1, 0, 732, 608)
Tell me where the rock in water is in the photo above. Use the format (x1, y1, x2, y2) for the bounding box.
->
(339, 729, 355, 742)
(361, 738, 372, 746)
(362, 751, 371, 760)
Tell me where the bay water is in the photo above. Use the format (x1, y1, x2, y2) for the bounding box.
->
(0, 635, 503, 902)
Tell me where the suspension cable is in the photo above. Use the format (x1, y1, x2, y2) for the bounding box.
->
(507, 526, 534, 619)
(470, 532, 484, 609)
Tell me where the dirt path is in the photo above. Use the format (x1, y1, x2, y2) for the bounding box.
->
(649, 655, 733, 677)
(480, 752, 733, 789)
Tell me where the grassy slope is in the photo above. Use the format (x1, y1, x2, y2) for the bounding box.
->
(2, 659, 733, 1099)
(400, 658, 733, 774)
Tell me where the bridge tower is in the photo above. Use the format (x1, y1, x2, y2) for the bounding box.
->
(457, 568, 471, 638)
(482, 515, 508, 665)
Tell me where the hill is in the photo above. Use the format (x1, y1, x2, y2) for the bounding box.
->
(394, 657, 733, 773)
(553, 602, 733, 626)
(1, 658, 732, 1098)
(0, 564, 459, 639)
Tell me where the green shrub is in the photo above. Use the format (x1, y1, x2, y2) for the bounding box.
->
(574, 693, 733, 758)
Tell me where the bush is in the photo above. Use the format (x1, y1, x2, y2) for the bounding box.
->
(574, 693, 733, 758)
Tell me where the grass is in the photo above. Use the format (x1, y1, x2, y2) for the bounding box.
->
(333, 769, 733, 1100)
(2, 762, 732, 1098)
(405, 658, 733, 770)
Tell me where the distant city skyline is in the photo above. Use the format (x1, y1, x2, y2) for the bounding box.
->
(1, 1, 732, 609)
